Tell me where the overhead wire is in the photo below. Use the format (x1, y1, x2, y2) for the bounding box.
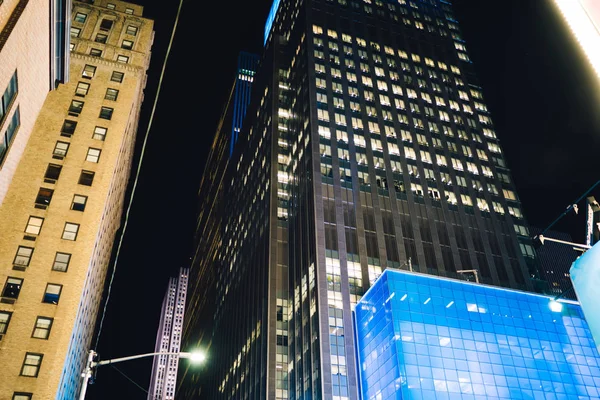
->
(94, 0, 186, 350)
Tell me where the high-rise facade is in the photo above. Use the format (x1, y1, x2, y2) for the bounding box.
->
(188, 0, 543, 399)
(149, 268, 189, 400)
(530, 227, 579, 300)
(0, 0, 70, 206)
(179, 50, 259, 398)
(0, 1, 154, 399)
(231, 52, 261, 155)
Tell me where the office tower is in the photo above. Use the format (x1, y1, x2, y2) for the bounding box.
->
(355, 268, 600, 399)
(191, 0, 542, 398)
(231, 52, 261, 155)
(149, 268, 189, 400)
(0, 1, 154, 398)
(0, 0, 70, 206)
(530, 227, 579, 300)
(179, 51, 259, 398)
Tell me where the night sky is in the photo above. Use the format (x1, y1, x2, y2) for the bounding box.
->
(86, 0, 600, 398)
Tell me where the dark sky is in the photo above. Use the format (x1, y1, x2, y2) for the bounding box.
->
(86, 0, 600, 398)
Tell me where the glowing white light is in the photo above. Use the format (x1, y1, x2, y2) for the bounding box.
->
(423, 297, 431, 305)
(553, 0, 600, 81)
(549, 300, 564, 313)
(400, 294, 408, 301)
(446, 301, 454, 308)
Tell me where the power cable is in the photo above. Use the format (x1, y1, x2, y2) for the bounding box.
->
(94, 0, 185, 350)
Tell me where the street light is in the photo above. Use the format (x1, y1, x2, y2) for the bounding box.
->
(78, 349, 206, 400)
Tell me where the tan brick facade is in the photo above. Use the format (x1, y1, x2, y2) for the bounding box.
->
(0, 1, 154, 398)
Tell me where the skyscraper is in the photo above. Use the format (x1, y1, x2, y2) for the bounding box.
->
(179, 50, 259, 398)
(231, 52, 261, 155)
(185, 0, 542, 398)
(530, 227, 579, 300)
(149, 268, 189, 400)
(0, 1, 154, 398)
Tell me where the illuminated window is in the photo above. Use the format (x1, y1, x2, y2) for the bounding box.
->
(74, 12, 87, 23)
(116, 55, 129, 63)
(126, 25, 138, 36)
(53, 141, 69, 159)
(20, 353, 42, 377)
(61, 223, 79, 241)
(95, 33, 108, 43)
(52, 252, 71, 272)
(32, 317, 53, 339)
(111, 71, 124, 83)
(75, 81, 90, 97)
(13, 246, 33, 268)
(105, 88, 119, 101)
(25, 216, 43, 235)
(86, 148, 101, 163)
(121, 39, 134, 50)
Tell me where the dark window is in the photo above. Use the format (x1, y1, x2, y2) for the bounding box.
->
(32, 317, 53, 339)
(99, 106, 113, 120)
(53, 141, 69, 159)
(82, 64, 96, 79)
(78, 170, 95, 186)
(71, 194, 87, 211)
(13, 246, 34, 268)
(105, 88, 119, 101)
(52, 252, 71, 272)
(20, 353, 43, 377)
(90, 48, 102, 57)
(95, 33, 108, 43)
(34, 188, 54, 209)
(74, 12, 87, 23)
(111, 71, 124, 83)
(126, 25, 138, 36)
(121, 39, 134, 50)
(42, 283, 62, 304)
(68, 100, 84, 116)
(60, 119, 77, 137)
(100, 18, 114, 31)
(0, 311, 12, 334)
(2, 277, 23, 299)
(44, 164, 62, 183)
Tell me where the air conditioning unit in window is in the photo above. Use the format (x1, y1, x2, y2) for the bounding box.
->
(14, 259, 28, 266)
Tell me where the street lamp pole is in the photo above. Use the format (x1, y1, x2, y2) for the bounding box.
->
(78, 350, 205, 400)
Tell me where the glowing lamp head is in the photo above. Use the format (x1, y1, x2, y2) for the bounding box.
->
(549, 300, 563, 313)
(188, 351, 206, 364)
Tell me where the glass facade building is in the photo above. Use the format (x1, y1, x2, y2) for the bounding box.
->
(183, 0, 547, 398)
(355, 268, 600, 400)
(231, 52, 261, 155)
